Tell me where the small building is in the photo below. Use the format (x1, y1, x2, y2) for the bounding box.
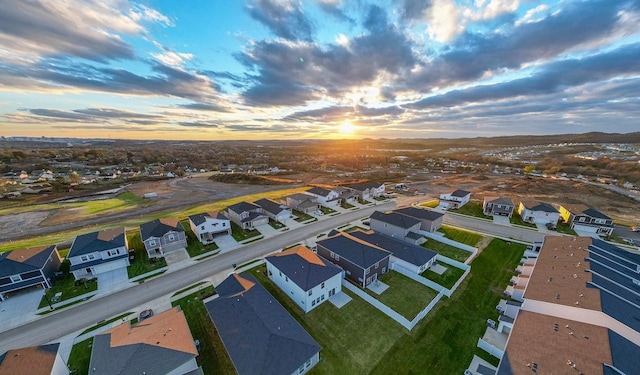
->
(0, 245, 61, 302)
(439, 189, 471, 209)
(517, 200, 559, 225)
(483, 196, 515, 217)
(139, 218, 187, 258)
(393, 207, 444, 232)
(0, 343, 69, 375)
(369, 211, 425, 245)
(265, 245, 343, 313)
(89, 307, 200, 375)
(225, 201, 269, 230)
(205, 274, 321, 375)
(188, 211, 231, 245)
(253, 198, 292, 223)
(341, 182, 385, 200)
(349, 230, 437, 274)
(558, 204, 614, 236)
(316, 231, 392, 288)
(67, 227, 130, 280)
(284, 193, 320, 213)
(305, 187, 341, 207)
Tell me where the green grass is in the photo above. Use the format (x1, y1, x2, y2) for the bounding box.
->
(268, 218, 286, 229)
(421, 262, 467, 289)
(172, 281, 208, 297)
(370, 239, 526, 375)
(419, 199, 439, 208)
(343, 225, 366, 232)
(235, 259, 263, 269)
(556, 221, 577, 235)
(422, 239, 472, 263)
(39, 273, 97, 309)
(247, 265, 405, 374)
(358, 198, 371, 205)
(363, 271, 439, 320)
(509, 214, 538, 228)
(319, 206, 337, 214)
(67, 337, 93, 375)
(293, 209, 314, 222)
(126, 231, 167, 278)
(171, 286, 236, 374)
(438, 226, 483, 246)
(135, 270, 166, 282)
(340, 201, 355, 209)
(230, 222, 261, 241)
(182, 220, 219, 257)
(450, 201, 487, 219)
(79, 312, 134, 335)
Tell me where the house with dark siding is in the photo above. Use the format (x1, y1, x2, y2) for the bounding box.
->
(393, 207, 444, 232)
(369, 211, 425, 245)
(483, 196, 515, 217)
(139, 218, 187, 258)
(283, 193, 320, 213)
(558, 204, 614, 236)
(0, 245, 61, 302)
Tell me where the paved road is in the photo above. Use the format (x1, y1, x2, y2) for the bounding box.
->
(0, 202, 394, 353)
(613, 225, 640, 247)
(443, 212, 547, 243)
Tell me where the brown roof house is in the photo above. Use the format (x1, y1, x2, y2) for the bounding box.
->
(0, 343, 69, 375)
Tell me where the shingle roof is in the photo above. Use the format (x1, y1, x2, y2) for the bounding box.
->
(241, 211, 266, 223)
(287, 193, 315, 202)
(68, 227, 126, 257)
(0, 343, 60, 375)
(306, 187, 331, 197)
(370, 211, 421, 229)
(139, 218, 184, 241)
(394, 207, 444, 221)
(265, 246, 342, 291)
(519, 200, 558, 213)
(0, 245, 56, 278)
(348, 231, 436, 267)
(227, 201, 261, 214)
(341, 181, 383, 191)
(316, 232, 391, 269)
(484, 196, 514, 206)
(254, 198, 289, 216)
(188, 211, 227, 226)
(206, 274, 321, 375)
(69, 253, 129, 271)
(561, 204, 612, 220)
(451, 189, 471, 198)
(90, 307, 198, 375)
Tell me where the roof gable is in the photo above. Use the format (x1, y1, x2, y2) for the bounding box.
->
(68, 227, 126, 257)
(520, 200, 558, 213)
(484, 196, 514, 206)
(227, 201, 261, 214)
(370, 211, 421, 229)
(394, 207, 444, 221)
(349, 230, 437, 267)
(451, 189, 471, 197)
(140, 218, 184, 241)
(317, 231, 391, 268)
(254, 198, 288, 215)
(188, 211, 227, 226)
(0, 245, 56, 278)
(265, 246, 342, 291)
(306, 187, 331, 197)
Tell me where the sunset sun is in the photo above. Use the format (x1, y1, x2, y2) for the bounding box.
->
(339, 120, 355, 135)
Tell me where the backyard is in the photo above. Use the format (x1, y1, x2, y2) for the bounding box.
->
(421, 262, 466, 290)
(363, 271, 439, 320)
(422, 239, 472, 263)
(126, 232, 167, 278)
(438, 226, 484, 246)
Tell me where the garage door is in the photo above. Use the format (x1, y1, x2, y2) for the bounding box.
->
(93, 259, 128, 275)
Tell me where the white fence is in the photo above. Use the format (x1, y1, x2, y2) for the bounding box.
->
(391, 260, 470, 298)
(342, 280, 412, 330)
(422, 231, 477, 253)
(477, 338, 504, 359)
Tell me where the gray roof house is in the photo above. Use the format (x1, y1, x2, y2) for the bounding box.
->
(483, 196, 515, 217)
(341, 182, 385, 199)
(369, 211, 425, 245)
(225, 201, 269, 230)
(0, 245, 61, 302)
(188, 211, 231, 245)
(89, 307, 200, 375)
(67, 227, 129, 280)
(284, 193, 320, 214)
(0, 343, 69, 375)
(139, 218, 187, 258)
(305, 187, 341, 207)
(394, 207, 444, 232)
(254, 198, 292, 223)
(205, 274, 321, 375)
(439, 189, 471, 208)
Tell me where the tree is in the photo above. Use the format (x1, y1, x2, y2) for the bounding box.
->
(524, 165, 536, 174)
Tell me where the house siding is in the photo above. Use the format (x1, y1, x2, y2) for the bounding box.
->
(189, 217, 231, 245)
(483, 201, 514, 217)
(143, 231, 187, 257)
(166, 357, 198, 375)
(559, 206, 614, 235)
(316, 245, 367, 287)
(390, 255, 435, 274)
(370, 220, 422, 242)
(439, 192, 470, 208)
(517, 203, 560, 225)
(69, 245, 129, 280)
(289, 352, 320, 375)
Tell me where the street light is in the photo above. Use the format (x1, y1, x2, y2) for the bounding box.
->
(44, 288, 53, 310)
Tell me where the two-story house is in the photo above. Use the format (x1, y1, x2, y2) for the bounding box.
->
(341, 182, 385, 200)
(558, 204, 614, 236)
(439, 189, 471, 209)
(0, 343, 69, 375)
(253, 198, 292, 223)
(283, 193, 320, 214)
(265, 245, 343, 313)
(393, 207, 444, 232)
(0, 245, 61, 302)
(225, 202, 269, 230)
(369, 211, 425, 245)
(188, 211, 231, 245)
(67, 227, 129, 280)
(483, 196, 515, 217)
(305, 187, 341, 207)
(333, 186, 358, 203)
(316, 231, 392, 288)
(139, 218, 187, 258)
(517, 200, 560, 225)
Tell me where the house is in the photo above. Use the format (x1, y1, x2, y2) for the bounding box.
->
(393, 207, 444, 232)
(483, 196, 515, 217)
(188, 211, 231, 245)
(333, 186, 358, 203)
(253, 198, 292, 223)
(265, 245, 343, 313)
(341, 181, 385, 200)
(517, 200, 559, 225)
(67, 227, 130, 280)
(284, 193, 320, 213)
(369, 211, 425, 245)
(305, 187, 341, 207)
(205, 274, 321, 375)
(0, 245, 61, 302)
(316, 231, 392, 288)
(558, 204, 614, 236)
(439, 189, 471, 209)
(139, 218, 187, 258)
(0, 343, 69, 375)
(225, 201, 268, 230)
(349, 230, 437, 274)
(89, 307, 200, 375)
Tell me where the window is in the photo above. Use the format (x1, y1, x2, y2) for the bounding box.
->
(316, 297, 321, 303)
(346, 270, 351, 275)
(149, 240, 156, 247)
(81, 255, 88, 262)
(321, 282, 325, 289)
(375, 262, 379, 269)
(306, 358, 312, 368)
(299, 365, 305, 374)
(201, 225, 205, 230)
(335, 255, 340, 261)
(312, 299, 316, 306)
(330, 251, 334, 258)
(382, 267, 386, 273)
(285, 276, 288, 282)
(222, 222, 226, 227)
(10, 275, 21, 283)
(88, 254, 95, 260)
(168, 234, 175, 241)
(321, 294, 325, 301)
(578, 217, 586, 222)
(279, 271, 282, 276)
(308, 290, 313, 296)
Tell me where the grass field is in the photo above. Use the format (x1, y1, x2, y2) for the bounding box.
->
(340, 201, 355, 209)
(67, 337, 93, 375)
(293, 209, 314, 222)
(268, 218, 286, 229)
(451, 201, 487, 219)
(439, 226, 484, 246)
(421, 262, 467, 289)
(419, 199, 439, 208)
(79, 312, 133, 335)
(363, 271, 439, 320)
(423, 239, 472, 262)
(126, 232, 167, 278)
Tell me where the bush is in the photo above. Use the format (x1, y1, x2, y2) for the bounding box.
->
(59, 259, 71, 275)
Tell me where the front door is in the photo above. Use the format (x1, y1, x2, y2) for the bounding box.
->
(329, 288, 335, 297)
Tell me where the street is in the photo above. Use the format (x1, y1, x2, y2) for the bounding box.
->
(443, 213, 547, 243)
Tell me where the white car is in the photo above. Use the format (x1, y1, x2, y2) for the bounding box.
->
(315, 210, 324, 216)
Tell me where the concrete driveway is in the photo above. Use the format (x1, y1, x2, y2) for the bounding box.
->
(214, 235, 240, 253)
(0, 288, 42, 332)
(492, 215, 511, 226)
(96, 268, 131, 296)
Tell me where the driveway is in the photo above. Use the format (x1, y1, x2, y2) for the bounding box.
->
(492, 215, 511, 226)
(0, 288, 42, 332)
(96, 268, 131, 295)
(215, 235, 240, 253)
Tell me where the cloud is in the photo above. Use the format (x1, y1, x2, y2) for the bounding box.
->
(426, 0, 463, 42)
(177, 121, 220, 128)
(400, 0, 432, 21)
(317, 0, 354, 24)
(246, 0, 314, 41)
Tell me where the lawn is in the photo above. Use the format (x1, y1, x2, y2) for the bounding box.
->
(421, 262, 466, 289)
(438, 226, 483, 246)
(419, 199, 439, 208)
(230, 222, 261, 241)
(340, 201, 355, 209)
(126, 231, 167, 278)
(358, 198, 371, 205)
(363, 271, 439, 320)
(450, 201, 487, 219)
(171, 286, 236, 374)
(39, 272, 97, 309)
(319, 206, 337, 214)
(370, 239, 526, 374)
(423, 239, 472, 263)
(293, 209, 314, 222)
(247, 265, 406, 374)
(556, 221, 577, 235)
(343, 225, 366, 232)
(268, 218, 286, 229)
(79, 312, 134, 335)
(509, 214, 538, 228)
(182, 221, 219, 258)
(67, 337, 93, 375)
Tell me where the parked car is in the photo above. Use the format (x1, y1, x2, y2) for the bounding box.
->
(546, 223, 557, 231)
(631, 226, 640, 232)
(139, 309, 154, 321)
(315, 210, 324, 216)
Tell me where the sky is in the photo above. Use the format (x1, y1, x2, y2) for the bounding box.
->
(1, 0, 639, 140)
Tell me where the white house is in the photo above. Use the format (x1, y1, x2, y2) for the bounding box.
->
(517, 200, 560, 225)
(188, 211, 231, 245)
(265, 245, 343, 313)
(67, 227, 129, 280)
(253, 198, 292, 223)
(439, 189, 471, 208)
(305, 187, 341, 207)
(341, 182, 385, 200)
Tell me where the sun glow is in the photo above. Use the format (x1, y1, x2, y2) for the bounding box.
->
(339, 120, 355, 134)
